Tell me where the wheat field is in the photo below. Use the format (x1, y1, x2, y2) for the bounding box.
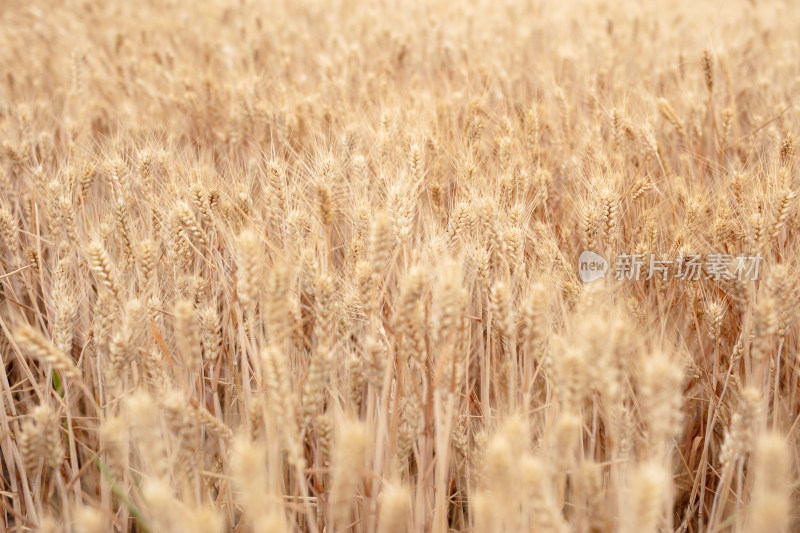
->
(1, 0, 799, 531)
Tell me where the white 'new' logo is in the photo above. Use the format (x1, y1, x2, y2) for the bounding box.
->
(578, 251, 608, 283)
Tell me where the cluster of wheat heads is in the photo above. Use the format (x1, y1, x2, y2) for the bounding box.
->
(1, 0, 800, 531)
